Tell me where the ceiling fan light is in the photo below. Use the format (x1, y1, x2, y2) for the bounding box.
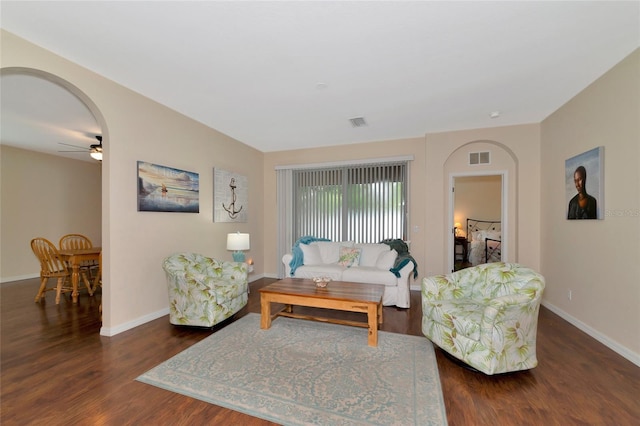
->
(90, 148, 102, 161)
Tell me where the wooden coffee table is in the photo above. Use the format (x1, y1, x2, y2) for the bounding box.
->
(259, 278, 385, 347)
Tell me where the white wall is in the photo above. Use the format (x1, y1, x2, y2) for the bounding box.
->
(0, 145, 102, 282)
(540, 49, 639, 362)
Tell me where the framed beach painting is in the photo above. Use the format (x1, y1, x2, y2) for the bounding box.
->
(213, 168, 248, 222)
(137, 161, 200, 213)
(565, 147, 603, 220)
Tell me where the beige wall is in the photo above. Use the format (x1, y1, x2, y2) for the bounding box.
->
(263, 127, 540, 286)
(263, 138, 427, 287)
(3, 29, 637, 364)
(0, 146, 102, 281)
(424, 125, 541, 277)
(1, 30, 264, 335)
(454, 175, 502, 238)
(541, 49, 639, 359)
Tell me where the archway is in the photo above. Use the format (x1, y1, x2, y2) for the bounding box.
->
(1, 66, 108, 327)
(444, 140, 518, 273)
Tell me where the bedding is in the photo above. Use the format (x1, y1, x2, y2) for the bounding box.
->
(466, 219, 502, 265)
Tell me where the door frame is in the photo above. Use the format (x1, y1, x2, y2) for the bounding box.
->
(448, 170, 508, 273)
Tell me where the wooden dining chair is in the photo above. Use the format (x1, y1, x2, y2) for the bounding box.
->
(93, 251, 102, 293)
(59, 233, 98, 278)
(31, 237, 91, 304)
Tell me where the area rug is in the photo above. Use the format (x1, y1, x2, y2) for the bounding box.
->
(137, 313, 447, 425)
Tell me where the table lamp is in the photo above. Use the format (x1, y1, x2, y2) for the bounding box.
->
(454, 222, 462, 237)
(227, 232, 250, 262)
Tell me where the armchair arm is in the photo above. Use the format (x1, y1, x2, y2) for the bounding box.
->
(488, 293, 532, 308)
(480, 294, 542, 350)
(218, 261, 249, 282)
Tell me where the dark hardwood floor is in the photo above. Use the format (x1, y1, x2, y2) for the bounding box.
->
(1, 277, 638, 425)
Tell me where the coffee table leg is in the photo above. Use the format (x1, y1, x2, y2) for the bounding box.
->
(260, 295, 271, 329)
(378, 302, 383, 325)
(367, 303, 378, 347)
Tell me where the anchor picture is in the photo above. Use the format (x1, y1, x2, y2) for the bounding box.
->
(222, 177, 243, 219)
(213, 168, 248, 222)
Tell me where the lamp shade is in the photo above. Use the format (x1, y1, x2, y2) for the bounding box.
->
(227, 233, 250, 251)
(454, 222, 462, 229)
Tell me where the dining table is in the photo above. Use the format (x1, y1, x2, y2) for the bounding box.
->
(58, 246, 102, 303)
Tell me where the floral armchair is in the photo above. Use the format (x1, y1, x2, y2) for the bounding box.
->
(422, 262, 545, 375)
(163, 252, 249, 327)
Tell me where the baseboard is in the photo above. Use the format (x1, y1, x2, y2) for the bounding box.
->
(1, 273, 39, 284)
(249, 273, 266, 282)
(99, 275, 269, 336)
(100, 307, 169, 337)
(542, 301, 640, 368)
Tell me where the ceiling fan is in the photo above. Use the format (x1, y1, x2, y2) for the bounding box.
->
(57, 135, 102, 161)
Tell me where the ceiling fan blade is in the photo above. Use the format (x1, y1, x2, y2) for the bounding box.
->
(58, 142, 90, 151)
(90, 135, 103, 150)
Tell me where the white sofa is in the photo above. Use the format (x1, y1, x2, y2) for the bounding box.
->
(282, 241, 415, 308)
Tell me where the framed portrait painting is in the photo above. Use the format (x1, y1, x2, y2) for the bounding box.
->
(565, 147, 604, 220)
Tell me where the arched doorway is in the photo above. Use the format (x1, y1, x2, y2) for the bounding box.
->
(444, 140, 518, 273)
(1, 66, 107, 327)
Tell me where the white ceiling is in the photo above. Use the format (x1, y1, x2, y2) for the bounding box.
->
(1, 1, 639, 160)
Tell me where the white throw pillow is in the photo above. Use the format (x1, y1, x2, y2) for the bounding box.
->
(355, 243, 390, 267)
(376, 249, 398, 270)
(300, 243, 323, 265)
(315, 241, 351, 264)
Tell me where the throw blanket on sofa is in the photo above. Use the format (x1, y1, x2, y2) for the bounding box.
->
(289, 236, 332, 275)
(380, 239, 419, 279)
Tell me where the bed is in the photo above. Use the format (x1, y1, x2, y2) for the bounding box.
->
(466, 218, 502, 265)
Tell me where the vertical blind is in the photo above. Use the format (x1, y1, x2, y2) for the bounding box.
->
(292, 162, 407, 243)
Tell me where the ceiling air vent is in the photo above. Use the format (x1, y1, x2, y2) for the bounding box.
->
(469, 151, 490, 165)
(349, 117, 368, 128)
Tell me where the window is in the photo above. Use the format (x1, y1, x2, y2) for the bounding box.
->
(276, 157, 412, 277)
(292, 162, 408, 243)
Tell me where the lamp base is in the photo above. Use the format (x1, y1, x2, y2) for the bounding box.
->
(232, 251, 246, 262)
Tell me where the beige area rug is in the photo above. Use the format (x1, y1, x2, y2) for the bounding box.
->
(137, 313, 447, 425)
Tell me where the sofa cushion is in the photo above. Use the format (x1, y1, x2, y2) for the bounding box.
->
(293, 264, 345, 281)
(313, 241, 352, 264)
(300, 243, 323, 265)
(342, 266, 397, 287)
(376, 249, 398, 270)
(338, 246, 361, 267)
(354, 243, 390, 267)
